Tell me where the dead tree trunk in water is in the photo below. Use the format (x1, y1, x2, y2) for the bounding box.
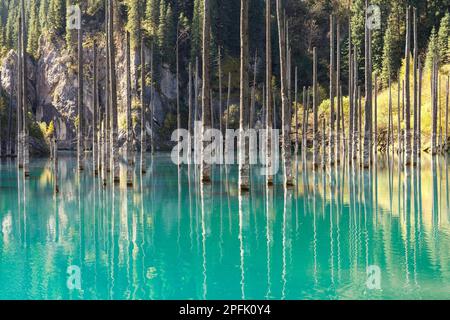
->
(150, 44, 155, 155)
(276, 0, 294, 186)
(126, 32, 133, 186)
(313, 48, 319, 169)
(6, 78, 13, 156)
(140, 37, 147, 173)
(93, 41, 98, 176)
(239, 0, 250, 190)
(109, 0, 119, 182)
(431, 58, 438, 155)
(295, 67, 299, 155)
(53, 117, 59, 194)
(348, 21, 353, 161)
(413, 7, 419, 164)
(418, 63, 422, 157)
(329, 15, 336, 167)
(17, 18, 23, 168)
(374, 74, 378, 157)
(352, 48, 359, 162)
(20, 0, 29, 177)
(445, 76, 449, 150)
(77, 20, 84, 172)
(266, 0, 274, 186)
(218, 47, 223, 134)
(336, 21, 341, 163)
(404, 6, 412, 165)
(363, 0, 372, 169)
(201, 0, 212, 183)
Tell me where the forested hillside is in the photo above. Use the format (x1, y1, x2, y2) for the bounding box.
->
(0, 0, 449, 152)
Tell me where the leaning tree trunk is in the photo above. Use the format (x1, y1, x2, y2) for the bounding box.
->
(266, 0, 274, 186)
(126, 32, 133, 186)
(20, 1, 29, 177)
(140, 37, 147, 174)
(313, 47, 319, 169)
(404, 6, 412, 165)
(363, 0, 372, 169)
(329, 15, 336, 167)
(201, 0, 212, 183)
(239, 0, 250, 190)
(109, 0, 119, 183)
(276, 0, 293, 186)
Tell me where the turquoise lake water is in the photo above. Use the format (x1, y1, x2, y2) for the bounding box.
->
(0, 153, 449, 300)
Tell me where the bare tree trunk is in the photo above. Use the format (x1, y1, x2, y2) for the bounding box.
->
(432, 57, 438, 155)
(404, 6, 412, 165)
(348, 21, 353, 161)
(329, 15, 336, 167)
(239, 0, 250, 190)
(17, 17, 23, 169)
(53, 116, 59, 194)
(322, 118, 327, 169)
(413, 7, 418, 164)
(418, 63, 422, 158)
(20, 0, 29, 177)
(363, 0, 372, 169)
(77, 23, 84, 172)
(352, 49, 359, 162)
(6, 79, 13, 156)
(104, 1, 110, 177)
(398, 78, 402, 156)
(201, 0, 212, 183)
(218, 47, 223, 134)
(176, 27, 181, 167)
(374, 74, 378, 157)
(358, 86, 362, 163)
(313, 48, 319, 169)
(388, 77, 393, 155)
(93, 41, 98, 176)
(140, 37, 147, 173)
(250, 52, 257, 128)
(188, 62, 193, 160)
(445, 76, 449, 151)
(109, 0, 119, 182)
(266, 0, 273, 186)
(336, 21, 341, 164)
(301, 86, 307, 154)
(294, 66, 298, 155)
(126, 32, 133, 186)
(226, 72, 232, 130)
(150, 44, 154, 155)
(276, 0, 293, 186)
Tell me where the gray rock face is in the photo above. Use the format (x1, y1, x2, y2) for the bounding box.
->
(1, 31, 179, 151)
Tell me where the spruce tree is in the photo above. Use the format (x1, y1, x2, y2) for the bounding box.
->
(127, 0, 142, 50)
(191, 0, 203, 61)
(48, 0, 66, 35)
(27, 0, 40, 58)
(39, 0, 48, 32)
(157, 0, 167, 55)
(144, 0, 159, 38)
(438, 12, 450, 65)
(425, 27, 438, 71)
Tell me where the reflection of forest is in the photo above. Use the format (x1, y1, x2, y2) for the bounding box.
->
(0, 155, 450, 299)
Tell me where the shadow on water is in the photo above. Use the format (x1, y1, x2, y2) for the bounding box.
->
(0, 153, 450, 299)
